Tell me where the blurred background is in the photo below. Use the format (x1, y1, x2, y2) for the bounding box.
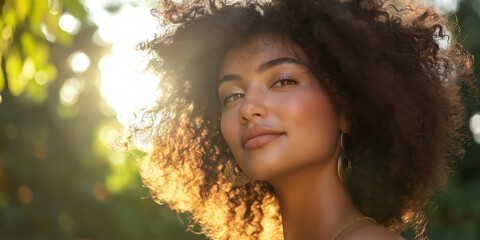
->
(0, 0, 478, 239)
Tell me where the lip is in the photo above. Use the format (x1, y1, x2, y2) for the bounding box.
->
(241, 125, 284, 150)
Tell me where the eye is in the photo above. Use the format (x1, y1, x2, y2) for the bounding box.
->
(272, 77, 298, 87)
(224, 93, 244, 104)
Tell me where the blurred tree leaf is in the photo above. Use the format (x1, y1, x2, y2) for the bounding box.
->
(14, 0, 32, 22)
(0, 0, 78, 102)
(29, 0, 48, 35)
(5, 50, 25, 96)
(63, 0, 88, 20)
(24, 80, 48, 104)
(20, 32, 36, 57)
(0, 55, 4, 93)
(44, 11, 60, 38)
(2, 4, 17, 28)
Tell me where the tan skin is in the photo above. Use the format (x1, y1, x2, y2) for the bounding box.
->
(218, 36, 405, 240)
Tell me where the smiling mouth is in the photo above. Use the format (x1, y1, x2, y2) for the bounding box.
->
(244, 133, 284, 150)
(241, 125, 285, 150)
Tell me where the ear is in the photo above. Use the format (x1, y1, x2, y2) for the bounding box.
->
(339, 112, 351, 133)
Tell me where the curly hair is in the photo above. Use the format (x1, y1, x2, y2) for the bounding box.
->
(132, 0, 475, 239)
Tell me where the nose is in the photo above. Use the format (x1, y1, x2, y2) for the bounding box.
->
(239, 88, 268, 124)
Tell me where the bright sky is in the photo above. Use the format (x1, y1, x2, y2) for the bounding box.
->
(81, 0, 162, 127)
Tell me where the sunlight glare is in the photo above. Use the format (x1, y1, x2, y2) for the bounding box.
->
(60, 77, 84, 106)
(41, 23, 56, 42)
(59, 13, 81, 35)
(99, 49, 160, 127)
(68, 51, 90, 73)
(48, 0, 60, 15)
(91, 5, 162, 128)
(35, 71, 48, 85)
(434, 0, 459, 14)
(421, 0, 459, 14)
(470, 113, 480, 144)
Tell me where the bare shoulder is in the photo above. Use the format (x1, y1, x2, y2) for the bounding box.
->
(342, 224, 406, 240)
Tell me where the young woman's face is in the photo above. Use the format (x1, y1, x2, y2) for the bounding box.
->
(218, 37, 344, 181)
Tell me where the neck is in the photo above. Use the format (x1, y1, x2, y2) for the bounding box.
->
(269, 157, 364, 240)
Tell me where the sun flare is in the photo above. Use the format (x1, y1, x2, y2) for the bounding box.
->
(84, 2, 162, 127)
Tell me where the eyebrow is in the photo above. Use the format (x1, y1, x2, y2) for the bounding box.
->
(218, 74, 241, 85)
(217, 57, 304, 85)
(257, 57, 303, 73)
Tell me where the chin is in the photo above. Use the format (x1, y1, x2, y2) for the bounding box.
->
(245, 164, 283, 182)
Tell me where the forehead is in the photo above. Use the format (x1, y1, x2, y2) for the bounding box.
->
(219, 36, 304, 75)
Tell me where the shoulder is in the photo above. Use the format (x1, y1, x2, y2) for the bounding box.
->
(342, 224, 406, 240)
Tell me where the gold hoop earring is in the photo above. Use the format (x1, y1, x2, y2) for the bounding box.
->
(337, 132, 352, 183)
(224, 160, 251, 186)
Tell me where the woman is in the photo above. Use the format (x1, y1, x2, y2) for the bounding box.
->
(134, 0, 474, 239)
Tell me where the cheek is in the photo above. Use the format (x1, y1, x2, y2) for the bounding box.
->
(275, 88, 337, 126)
(220, 110, 240, 152)
(273, 88, 339, 159)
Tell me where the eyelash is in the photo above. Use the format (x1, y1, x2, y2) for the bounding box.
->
(222, 76, 298, 105)
(272, 76, 298, 87)
(223, 92, 244, 104)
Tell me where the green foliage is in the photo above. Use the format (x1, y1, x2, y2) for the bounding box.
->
(0, 0, 207, 239)
(0, 0, 81, 102)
